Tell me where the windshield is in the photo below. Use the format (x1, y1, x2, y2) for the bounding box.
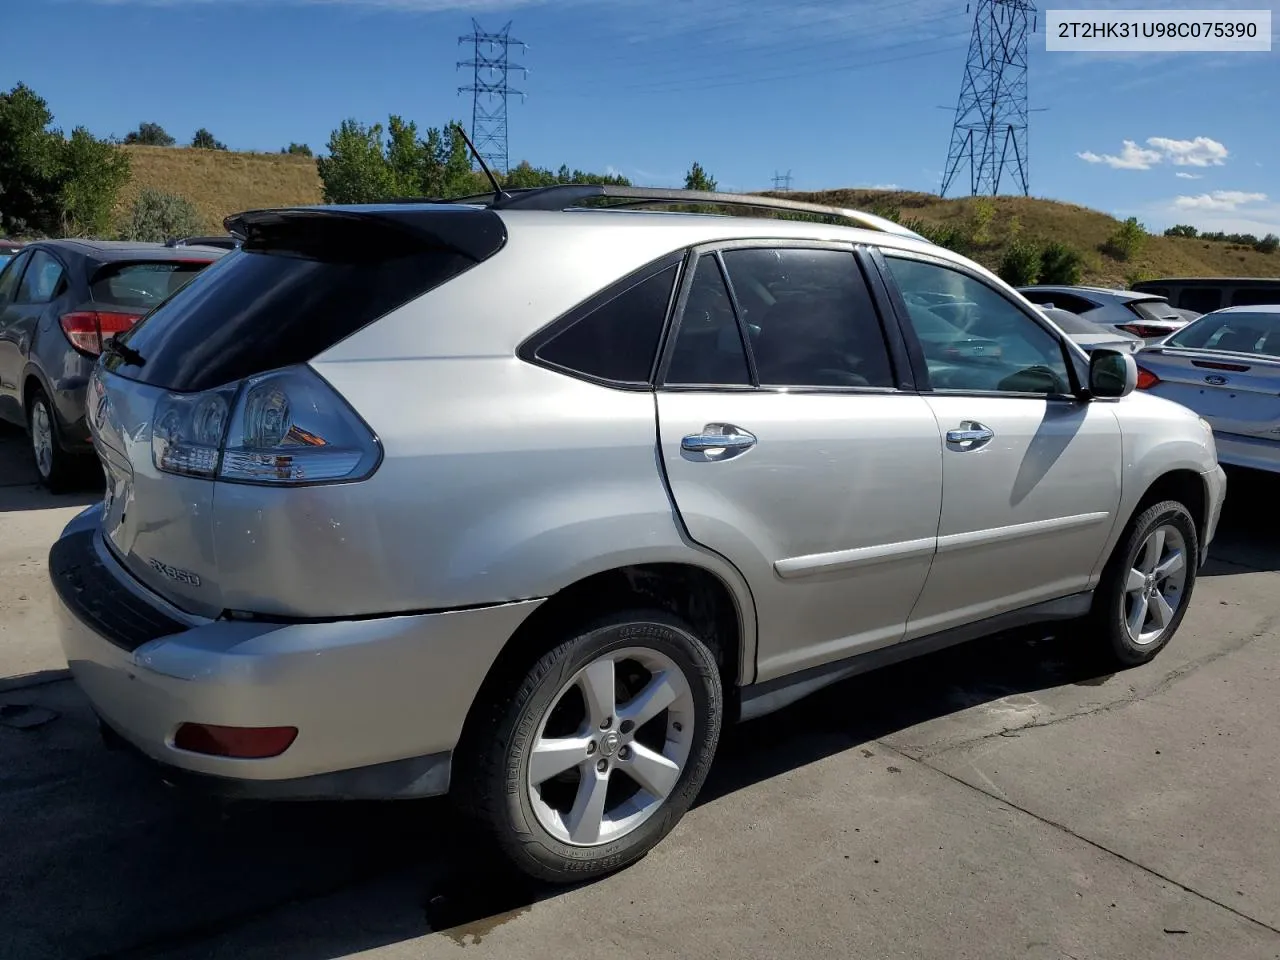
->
(1165, 311, 1280, 357)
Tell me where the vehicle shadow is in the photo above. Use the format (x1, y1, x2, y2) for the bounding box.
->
(0, 431, 101, 513)
(1198, 465, 1279, 575)
(0, 473, 1273, 959)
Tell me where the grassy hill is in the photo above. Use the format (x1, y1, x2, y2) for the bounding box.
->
(115, 147, 1278, 287)
(117, 145, 322, 233)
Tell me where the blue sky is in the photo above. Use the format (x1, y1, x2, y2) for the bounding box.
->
(6, 0, 1279, 234)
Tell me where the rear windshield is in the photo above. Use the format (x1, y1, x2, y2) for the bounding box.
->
(90, 261, 214, 311)
(106, 246, 476, 392)
(1128, 299, 1181, 323)
(1165, 312, 1280, 356)
(1041, 309, 1111, 335)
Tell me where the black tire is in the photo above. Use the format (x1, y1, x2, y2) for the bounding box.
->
(1089, 499, 1199, 668)
(27, 387, 78, 494)
(456, 609, 723, 884)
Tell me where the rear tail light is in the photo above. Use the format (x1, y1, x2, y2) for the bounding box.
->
(174, 722, 298, 758)
(1135, 366, 1161, 390)
(151, 364, 381, 485)
(1117, 323, 1173, 339)
(59, 311, 141, 356)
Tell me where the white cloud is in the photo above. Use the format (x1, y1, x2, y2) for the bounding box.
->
(1175, 172, 1203, 180)
(1146, 136, 1228, 167)
(1078, 136, 1230, 172)
(1173, 190, 1267, 211)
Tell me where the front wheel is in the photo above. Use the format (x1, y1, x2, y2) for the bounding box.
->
(458, 609, 723, 884)
(1089, 500, 1199, 667)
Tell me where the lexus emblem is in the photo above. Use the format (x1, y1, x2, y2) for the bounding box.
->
(1204, 375, 1228, 385)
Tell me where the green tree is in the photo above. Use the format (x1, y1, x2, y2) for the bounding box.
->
(1253, 233, 1278, 254)
(124, 122, 175, 147)
(1102, 216, 1147, 262)
(967, 197, 996, 245)
(1164, 224, 1198, 238)
(1037, 240, 1084, 285)
(191, 127, 227, 150)
(281, 142, 313, 156)
(0, 82, 64, 234)
(119, 188, 204, 242)
(684, 161, 717, 192)
(999, 240, 1042, 286)
(58, 127, 132, 236)
(316, 119, 396, 203)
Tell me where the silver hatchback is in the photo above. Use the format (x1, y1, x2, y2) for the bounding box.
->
(50, 186, 1226, 883)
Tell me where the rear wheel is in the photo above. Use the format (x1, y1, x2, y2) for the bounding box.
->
(1089, 500, 1199, 667)
(28, 388, 78, 493)
(458, 609, 723, 883)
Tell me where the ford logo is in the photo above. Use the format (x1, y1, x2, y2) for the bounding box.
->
(1204, 375, 1229, 385)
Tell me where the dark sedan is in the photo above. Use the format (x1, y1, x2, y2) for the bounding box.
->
(0, 239, 225, 489)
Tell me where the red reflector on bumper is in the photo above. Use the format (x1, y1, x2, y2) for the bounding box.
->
(174, 723, 298, 758)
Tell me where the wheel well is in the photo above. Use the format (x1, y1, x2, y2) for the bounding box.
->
(459, 563, 744, 742)
(1134, 469, 1207, 544)
(23, 375, 44, 417)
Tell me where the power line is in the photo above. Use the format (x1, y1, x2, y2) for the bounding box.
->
(940, 0, 1036, 197)
(457, 19, 527, 175)
(771, 170, 794, 191)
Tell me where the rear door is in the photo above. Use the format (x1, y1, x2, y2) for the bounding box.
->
(654, 242, 944, 682)
(875, 248, 1123, 638)
(0, 249, 66, 408)
(0, 249, 33, 421)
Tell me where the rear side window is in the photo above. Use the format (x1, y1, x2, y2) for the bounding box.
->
(1020, 290, 1097, 314)
(16, 250, 65, 303)
(1179, 287, 1223, 313)
(721, 247, 894, 388)
(107, 246, 477, 392)
(90, 261, 212, 310)
(532, 263, 678, 385)
(665, 256, 751, 386)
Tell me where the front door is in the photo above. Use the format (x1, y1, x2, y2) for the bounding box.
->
(654, 243, 944, 682)
(876, 250, 1123, 639)
(0, 249, 34, 422)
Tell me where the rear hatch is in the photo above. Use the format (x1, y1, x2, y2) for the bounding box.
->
(1139, 348, 1280, 441)
(87, 205, 507, 614)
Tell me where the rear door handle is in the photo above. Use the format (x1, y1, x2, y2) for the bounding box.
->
(681, 424, 757, 453)
(946, 421, 994, 446)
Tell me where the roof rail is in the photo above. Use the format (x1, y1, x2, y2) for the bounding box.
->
(432, 184, 931, 242)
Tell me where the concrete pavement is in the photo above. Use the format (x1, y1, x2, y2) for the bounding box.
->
(1, 430, 1277, 960)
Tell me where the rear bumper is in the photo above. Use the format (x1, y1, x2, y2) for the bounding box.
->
(51, 505, 544, 797)
(1212, 431, 1280, 475)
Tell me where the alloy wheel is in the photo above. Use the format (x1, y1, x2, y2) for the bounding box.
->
(1122, 523, 1188, 646)
(526, 646, 695, 847)
(31, 400, 54, 479)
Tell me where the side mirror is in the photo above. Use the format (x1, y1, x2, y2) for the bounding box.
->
(1088, 347, 1137, 399)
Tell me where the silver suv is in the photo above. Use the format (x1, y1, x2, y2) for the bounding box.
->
(50, 186, 1226, 884)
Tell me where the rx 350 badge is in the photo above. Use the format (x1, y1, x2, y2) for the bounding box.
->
(146, 557, 202, 587)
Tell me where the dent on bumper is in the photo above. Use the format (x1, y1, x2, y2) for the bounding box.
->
(53, 525, 544, 794)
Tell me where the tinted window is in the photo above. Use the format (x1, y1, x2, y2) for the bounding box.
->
(1230, 287, 1280, 307)
(90, 260, 213, 310)
(536, 263, 677, 384)
(720, 247, 893, 388)
(0, 251, 29, 305)
(665, 256, 750, 385)
(16, 250, 64, 303)
(1179, 287, 1223, 313)
(1041, 308, 1113, 336)
(108, 246, 478, 392)
(1128, 299, 1180, 322)
(885, 254, 1072, 395)
(1166, 311, 1280, 356)
(1021, 290, 1097, 314)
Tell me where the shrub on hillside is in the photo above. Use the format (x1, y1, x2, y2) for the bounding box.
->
(968, 197, 996, 245)
(1102, 217, 1146, 261)
(1164, 224, 1198, 238)
(124, 122, 175, 147)
(1254, 233, 1279, 254)
(120, 188, 204, 242)
(998, 240, 1041, 286)
(901, 217, 972, 254)
(282, 142, 313, 157)
(191, 128, 228, 150)
(1038, 241, 1084, 285)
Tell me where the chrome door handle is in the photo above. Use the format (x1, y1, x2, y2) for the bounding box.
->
(946, 422, 994, 445)
(681, 424, 757, 452)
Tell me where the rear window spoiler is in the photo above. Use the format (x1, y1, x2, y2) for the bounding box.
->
(224, 205, 508, 264)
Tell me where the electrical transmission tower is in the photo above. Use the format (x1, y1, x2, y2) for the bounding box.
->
(771, 170, 793, 191)
(457, 20, 527, 175)
(940, 0, 1035, 198)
